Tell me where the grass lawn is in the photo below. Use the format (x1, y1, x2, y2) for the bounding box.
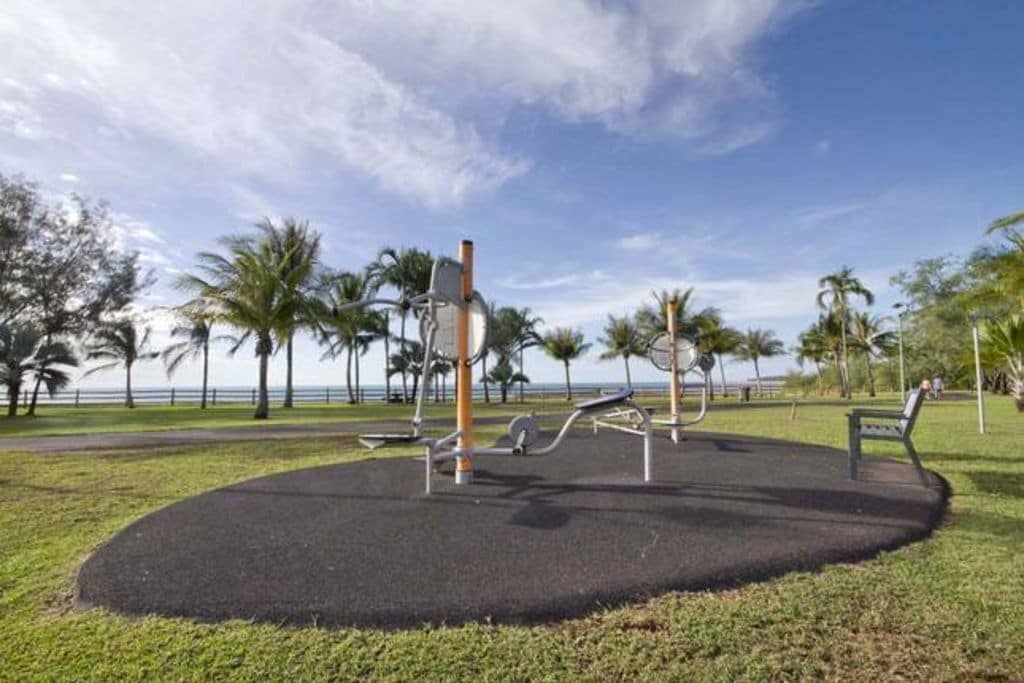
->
(1, 397, 1021, 680)
(0, 399, 578, 438)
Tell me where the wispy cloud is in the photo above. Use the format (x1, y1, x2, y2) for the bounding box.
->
(615, 233, 661, 251)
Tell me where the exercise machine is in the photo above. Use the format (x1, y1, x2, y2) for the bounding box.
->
(412, 240, 655, 494)
(592, 300, 714, 443)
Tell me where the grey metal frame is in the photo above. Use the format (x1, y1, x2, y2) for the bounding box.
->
(847, 389, 929, 485)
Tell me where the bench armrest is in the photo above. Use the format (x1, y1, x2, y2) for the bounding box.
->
(847, 409, 903, 419)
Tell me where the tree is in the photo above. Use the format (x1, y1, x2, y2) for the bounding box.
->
(83, 320, 159, 409)
(983, 315, 1024, 412)
(849, 312, 896, 397)
(367, 247, 434, 403)
(636, 288, 716, 339)
(389, 341, 425, 403)
(817, 266, 874, 398)
(255, 217, 321, 409)
(486, 305, 543, 402)
(179, 236, 305, 419)
(736, 328, 785, 396)
(431, 358, 453, 402)
(0, 324, 75, 417)
(543, 327, 590, 401)
(0, 175, 149, 415)
(315, 271, 383, 403)
(485, 360, 529, 403)
(597, 315, 645, 389)
(162, 304, 219, 409)
(696, 312, 742, 398)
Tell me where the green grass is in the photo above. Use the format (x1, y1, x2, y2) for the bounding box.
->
(0, 399, 578, 438)
(1, 398, 1022, 680)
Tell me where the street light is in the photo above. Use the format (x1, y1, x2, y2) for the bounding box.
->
(970, 311, 986, 435)
(893, 302, 908, 396)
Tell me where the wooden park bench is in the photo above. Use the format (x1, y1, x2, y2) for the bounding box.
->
(847, 388, 930, 485)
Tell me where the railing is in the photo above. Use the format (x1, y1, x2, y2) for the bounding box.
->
(22, 380, 784, 407)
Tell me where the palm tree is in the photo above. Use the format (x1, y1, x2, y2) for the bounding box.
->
(983, 315, 1024, 412)
(179, 236, 305, 419)
(485, 360, 529, 403)
(389, 341, 425, 403)
(255, 217, 321, 409)
(794, 325, 829, 393)
(543, 327, 590, 401)
(367, 247, 434, 403)
(486, 305, 544, 403)
(849, 312, 896, 397)
(696, 311, 742, 398)
(431, 358, 453, 402)
(162, 305, 218, 409)
(735, 328, 786, 397)
(636, 288, 717, 339)
(0, 324, 75, 417)
(597, 314, 645, 389)
(315, 271, 381, 403)
(30, 338, 78, 412)
(817, 266, 875, 398)
(83, 319, 159, 408)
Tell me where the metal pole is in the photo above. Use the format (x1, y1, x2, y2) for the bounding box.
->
(667, 301, 680, 444)
(972, 315, 986, 435)
(455, 240, 474, 484)
(896, 312, 906, 397)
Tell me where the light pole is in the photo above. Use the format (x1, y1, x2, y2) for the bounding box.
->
(893, 302, 907, 396)
(971, 312, 986, 435)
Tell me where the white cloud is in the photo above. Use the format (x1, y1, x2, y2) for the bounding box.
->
(59, 172, 79, 182)
(0, 1, 800, 207)
(615, 233, 661, 250)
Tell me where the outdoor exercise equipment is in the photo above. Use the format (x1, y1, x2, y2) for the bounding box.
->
(414, 240, 654, 494)
(592, 300, 713, 443)
(330, 256, 485, 450)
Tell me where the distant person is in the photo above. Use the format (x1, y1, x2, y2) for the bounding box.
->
(933, 376, 944, 400)
(920, 378, 932, 399)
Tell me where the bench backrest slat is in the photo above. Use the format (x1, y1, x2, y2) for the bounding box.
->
(900, 389, 925, 434)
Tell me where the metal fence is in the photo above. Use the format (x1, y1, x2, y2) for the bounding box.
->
(22, 380, 784, 407)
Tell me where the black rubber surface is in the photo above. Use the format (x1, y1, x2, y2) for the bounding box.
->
(76, 430, 947, 629)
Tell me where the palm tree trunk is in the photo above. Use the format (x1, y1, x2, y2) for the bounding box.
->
(255, 351, 269, 419)
(283, 334, 294, 408)
(563, 360, 573, 401)
(8, 383, 19, 417)
(399, 311, 409, 403)
(125, 361, 135, 409)
(865, 353, 876, 397)
(384, 312, 391, 403)
(501, 383, 508, 403)
(840, 318, 850, 399)
(718, 354, 728, 397)
(482, 356, 490, 403)
(201, 342, 209, 409)
(624, 355, 632, 389)
(345, 344, 354, 403)
(519, 346, 525, 403)
(753, 357, 762, 397)
(27, 375, 41, 416)
(355, 346, 361, 404)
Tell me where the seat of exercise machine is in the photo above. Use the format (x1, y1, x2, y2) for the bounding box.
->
(575, 389, 634, 411)
(358, 434, 424, 450)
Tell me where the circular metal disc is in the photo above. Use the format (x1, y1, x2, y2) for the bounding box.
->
(507, 414, 540, 447)
(647, 332, 699, 372)
(421, 291, 488, 363)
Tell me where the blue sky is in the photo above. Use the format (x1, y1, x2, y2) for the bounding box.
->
(1, 1, 1021, 389)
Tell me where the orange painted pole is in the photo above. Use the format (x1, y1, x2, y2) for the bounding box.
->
(667, 300, 680, 444)
(455, 240, 474, 484)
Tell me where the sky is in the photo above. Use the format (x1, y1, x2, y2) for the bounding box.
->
(1, 1, 1022, 390)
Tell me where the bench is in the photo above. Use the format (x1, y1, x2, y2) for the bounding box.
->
(847, 389, 929, 485)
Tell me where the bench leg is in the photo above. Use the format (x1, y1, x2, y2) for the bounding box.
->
(847, 419, 859, 480)
(904, 438, 930, 486)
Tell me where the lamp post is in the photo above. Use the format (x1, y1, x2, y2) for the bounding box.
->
(893, 302, 907, 396)
(971, 312, 986, 435)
